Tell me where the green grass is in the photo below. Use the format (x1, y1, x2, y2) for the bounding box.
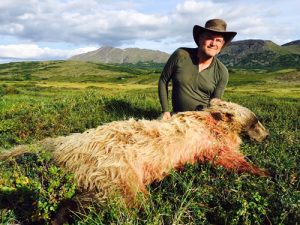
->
(0, 61, 299, 224)
(0, 60, 159, 83)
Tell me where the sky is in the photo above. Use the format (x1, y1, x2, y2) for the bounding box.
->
(0, 0, 299, 63)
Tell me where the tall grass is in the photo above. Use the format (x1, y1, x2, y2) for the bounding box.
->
(0, 69, 299, 224)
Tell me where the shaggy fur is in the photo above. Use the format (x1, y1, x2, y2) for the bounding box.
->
(1, 99, 269, 206)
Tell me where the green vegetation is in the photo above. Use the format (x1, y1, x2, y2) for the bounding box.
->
(0, 61, 299, 224)
(282, 45, 300, 55)
(266, 41, 291, 55)
(0, 61, 161, 85)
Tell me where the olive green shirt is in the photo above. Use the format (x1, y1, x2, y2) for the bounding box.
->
(158, 47, 229, 112)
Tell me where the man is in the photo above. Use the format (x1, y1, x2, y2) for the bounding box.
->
(158, 19, 237, 119)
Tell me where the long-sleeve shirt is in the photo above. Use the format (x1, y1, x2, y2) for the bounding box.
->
(158, 47, 229, 112)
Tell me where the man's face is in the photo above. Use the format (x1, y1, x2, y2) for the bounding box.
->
(198, 31, 225, 57)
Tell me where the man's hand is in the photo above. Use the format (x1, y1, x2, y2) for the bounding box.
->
(161, 112, 171, 120)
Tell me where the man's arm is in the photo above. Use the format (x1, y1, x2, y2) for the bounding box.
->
(158, 50, 179, 115)
(212, 67, 229, 99)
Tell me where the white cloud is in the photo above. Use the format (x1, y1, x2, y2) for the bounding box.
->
(0, 0, 298, 61)
(0, 23, 24, 35)
(176, 0, 215, 14)
(0, 44, 97, 60)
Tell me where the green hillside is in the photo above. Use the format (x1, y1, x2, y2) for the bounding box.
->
(0, 60, 161, 85)
(266, 41, 291, 55)
(0, 60, 299, 98)
(282, 45, 300, 55)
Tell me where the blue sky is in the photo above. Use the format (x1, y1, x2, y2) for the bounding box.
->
(0, 0, 299, 63)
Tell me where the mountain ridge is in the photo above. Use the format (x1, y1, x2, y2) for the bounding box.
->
(69, 46, 170, 64)
(69, 39, 300, 69)
(282, 40, 300, 46)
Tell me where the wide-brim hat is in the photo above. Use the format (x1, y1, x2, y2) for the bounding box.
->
(193, 19, 237, 46)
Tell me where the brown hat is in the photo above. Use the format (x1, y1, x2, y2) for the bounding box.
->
(193, 19, 237, 46)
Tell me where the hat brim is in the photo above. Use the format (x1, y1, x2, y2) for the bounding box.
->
(193, 25, 237, 46)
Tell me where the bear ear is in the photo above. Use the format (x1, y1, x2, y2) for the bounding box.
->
(211, 112, 222, 121)
(211, 112, 234, 122)
(224, 112, 234, 122)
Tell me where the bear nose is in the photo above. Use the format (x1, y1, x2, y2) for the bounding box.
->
(264, 133, 270, 141)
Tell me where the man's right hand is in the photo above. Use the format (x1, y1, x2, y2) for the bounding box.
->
(161, 112, 172, 120)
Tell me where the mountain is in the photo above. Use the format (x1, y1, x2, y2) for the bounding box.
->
(282, 40, 300, 46)
(218, 39, 300, 69)
(69, 40, 300, 70)
(69, 46, 169, 64)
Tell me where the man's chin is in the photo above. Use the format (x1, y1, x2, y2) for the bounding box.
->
(198, 48, 220, 58)
(205, 49, 220, 57)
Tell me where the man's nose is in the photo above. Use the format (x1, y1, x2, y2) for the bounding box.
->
(209, 39, 218, 46)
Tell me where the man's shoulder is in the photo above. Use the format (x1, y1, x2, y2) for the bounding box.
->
(172, 47, 197, 60)
(173, 47, 196, 56)
(214, 57, 228, 73)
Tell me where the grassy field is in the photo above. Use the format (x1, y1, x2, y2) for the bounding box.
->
(0, 61, 299, 224)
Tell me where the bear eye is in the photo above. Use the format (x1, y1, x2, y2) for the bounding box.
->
(250, 117, 259, 128)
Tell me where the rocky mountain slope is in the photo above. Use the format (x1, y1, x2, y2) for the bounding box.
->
(218, 39, 300, 69)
